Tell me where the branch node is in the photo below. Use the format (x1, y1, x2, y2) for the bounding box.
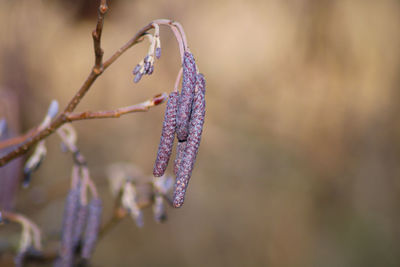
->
(93, 66, 103, 75)
(99, 4, 108, 14)
(92, 29, 98, 40)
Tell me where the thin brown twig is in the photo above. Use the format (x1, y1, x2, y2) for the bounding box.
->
(93, 0, 108, 72)
(65, 93, 167, 122)
(0, 127, 38, 150)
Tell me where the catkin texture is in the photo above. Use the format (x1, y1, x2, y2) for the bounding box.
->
(173, 74, 206, 208)
(81, 198, 102, 260)
(153, 91, 179, 177)
(176, 52, 197, 141)
(73, 203, 88, 248)
(60, 188, 80, 266)
(174, 141, 186, 176)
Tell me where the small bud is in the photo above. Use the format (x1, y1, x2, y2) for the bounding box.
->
(144, 61, 151, 74)
(82, 198, 102, 259)
(155, 47, 161, 59)
(134, 72, 143, 83)
(0, 118, 7, 137)
(153, 91, 179, 177)
(147, 65, 154, 75)
(122, 182, 144, 227)
(47, 100, 59, 119)
(133, 64, 141, 75)
(23, 142, 47, 187)
(132, 211, 144, 228)
(153, 195, 167, 223)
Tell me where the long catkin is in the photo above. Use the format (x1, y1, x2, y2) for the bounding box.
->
(153, 91, 179, 177)
(59, 188, 80, 266)
(173, 74, 206, 208)
(176, 52, 197, 141)
(81, 198, 102, 259)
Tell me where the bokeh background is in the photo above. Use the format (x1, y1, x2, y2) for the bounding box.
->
(1, 0, 400, 266)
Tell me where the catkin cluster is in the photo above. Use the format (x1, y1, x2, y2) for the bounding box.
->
(57, 168, 102, 266)
(153, 51, 205, 208)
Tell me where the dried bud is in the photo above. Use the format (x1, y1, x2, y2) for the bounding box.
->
(173, 74, 206, 208)
(82, 198, 102, 259)
(174, 141, 186, 176)
(144, 61, 151, 74)
(122, 182, 144, 227)
(147, 65, 154, 75)
(153, 195, 166, 223)
(47, 100, 59, 119)
(0, 118, 7, 137)
(176, 52, 197, 141)
(155, 47, 161, 59)
(132, 209, 144, 228)
(132, 64, 141, 75)
(153, 92, 179, 177)
(60, 188, 80, 266)
(134, 72, 143, 83)
(23, 141, 47, 187)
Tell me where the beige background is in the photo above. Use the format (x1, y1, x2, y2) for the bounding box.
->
(1, 0, 400, 266)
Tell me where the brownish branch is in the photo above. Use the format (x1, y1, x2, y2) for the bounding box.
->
(0, 127, 39, 150)
(93, 0, 108, 72)
(66, 93, 167, 121)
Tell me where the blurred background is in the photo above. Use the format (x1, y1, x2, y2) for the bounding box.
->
(1, 0, 400, 266)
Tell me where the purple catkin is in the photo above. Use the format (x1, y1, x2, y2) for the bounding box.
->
(153, 91, 179, 177)
(73, 203, 88, 248)
(176, 51, 197, 141)
(155, 47, 161, 59)
(132, 64, 141, 75)
(173, 74, 206, 208)
(174, 141, 186, 176)
(60, 188, 80, 266)
(81, 198, 102, 260)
